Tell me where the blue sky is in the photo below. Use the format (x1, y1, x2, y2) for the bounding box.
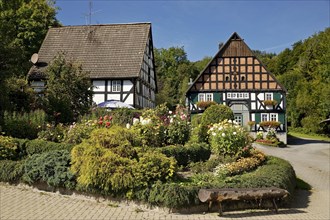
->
(55, 0, 329, 61)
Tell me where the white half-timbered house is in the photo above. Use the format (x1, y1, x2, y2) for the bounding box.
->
(28, 23, 157, 109)
(186, 33, 287, 143)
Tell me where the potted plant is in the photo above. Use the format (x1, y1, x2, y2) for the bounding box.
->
(263, 100, 278, 106)
(196, 101, 217, 110)
(259, 121, 281, 128)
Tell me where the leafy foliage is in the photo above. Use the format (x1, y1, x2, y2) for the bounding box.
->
(25, 139, 73, 156)
(2, 109, 46, 139)
(258, 28, 330, 135)
(0, 0, 59, 113)
(208, 120, 252, 157)
(23, 150, 76, 189)
(158, 142, 211, 167)
(71, 126, 176, 195)
(0, 159, 25, 182)
(43, 53, 93, 124)
(0, 135, 19, 160)
(201, 104, 234, 126)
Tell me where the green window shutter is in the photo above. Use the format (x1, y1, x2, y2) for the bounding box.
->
(278, 113, 285, 124)
(213, 92, 222, 104)
(255, 113, 261, 123)
(190, 93, 198, 103)
(274, 93, 281, 103)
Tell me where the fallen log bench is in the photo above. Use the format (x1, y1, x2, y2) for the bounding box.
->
(198, 187, 289, 216)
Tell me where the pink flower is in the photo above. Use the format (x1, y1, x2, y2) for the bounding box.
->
(98, 120, 103, 125)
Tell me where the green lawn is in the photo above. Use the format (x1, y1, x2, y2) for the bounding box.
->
(288, 131, 330, 142)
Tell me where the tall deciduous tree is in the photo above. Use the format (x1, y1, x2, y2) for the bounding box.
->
(44, 53, 93, 124)
(0, 0, 59, 113)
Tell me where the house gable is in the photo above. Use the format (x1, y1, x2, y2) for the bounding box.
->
(187, 32, 286, 93)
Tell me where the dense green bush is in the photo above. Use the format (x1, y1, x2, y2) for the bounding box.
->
(158, 142, 210, 167)
(0, 160, 25, 182)
(208, 120, 252, 157)
(0, 135, 19, 160)
(25, 139, 73, 156)
(110, 108, 142, 127)
(2, 109, 46, 139)
(71, 143, 176, 195)
(64, 120, 97, 144)
(22, 150, 76, 189)
(146, 181, 200, 209)
(201, 104, 234, 126)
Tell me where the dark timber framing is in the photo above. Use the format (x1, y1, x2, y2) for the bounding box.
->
(186, 32, 287, 139)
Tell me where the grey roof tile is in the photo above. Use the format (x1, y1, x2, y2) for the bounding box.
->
(28, 23, 151, 79)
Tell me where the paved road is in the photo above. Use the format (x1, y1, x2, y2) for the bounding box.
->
(0, 136, 329, 220)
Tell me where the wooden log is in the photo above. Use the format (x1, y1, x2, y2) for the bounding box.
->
(198, 187, 288, 203)
(198, 187, 289, 215)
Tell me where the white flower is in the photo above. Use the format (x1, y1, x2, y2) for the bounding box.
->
(233, 131, 237, 135)
(218, 127, 223, 130)
(210, 127, 214, 131)
(222, 133, 226, 137)
(169, 111, 173, 114)
(170, 118, 174, 123)
(133, 118, 139, 125)
(126, 123, 131, 129)
(228, 120, 232, 123)
(212, 132, 216, 136)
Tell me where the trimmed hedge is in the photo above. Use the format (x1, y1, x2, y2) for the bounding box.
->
(158, 142, 211, 167)
(25, 139, 73, 156)
(134, 156, 296, 209)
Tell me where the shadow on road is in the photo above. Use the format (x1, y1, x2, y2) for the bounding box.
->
(288, 135, 330, 145)
(220, 208, 306, 218)
(289, 189, 312, 209)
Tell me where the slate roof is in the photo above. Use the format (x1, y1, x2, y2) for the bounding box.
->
(28, 23, 151, 79)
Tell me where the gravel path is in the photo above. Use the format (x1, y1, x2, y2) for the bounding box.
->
(0, 136, 329, 220)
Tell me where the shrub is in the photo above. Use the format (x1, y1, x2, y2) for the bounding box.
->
(71, 143, 176, 195)
(89, 126, 141, 150)
(0, 160, 25, 182)
(64, 119, 97, 144)
(259, 121, 281, 128)
(196, 101, 217, 109)
(110, 108, 142, 127)
(25, 139, 73, 156)
(263, 100, 278, 106)
(2, 109, 46, 139)
(201, 104, 234, 126)
(22, 150, 76, 189)
(158, 142, 210, 167)
(166, 106, 190, 145)
(215, 150, 266, 177)
(0, 135, 18, 160)
(37, 123, 68, 143)
(147, 181, 200, 208)
(256, 131, 264, 140)
(208, 119, 252, 157)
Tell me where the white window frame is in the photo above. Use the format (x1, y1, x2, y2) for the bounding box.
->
(270, 113, 278, 121)
(265, 93, 273, 100)
(198, 93, 213, 102)
(261, 113, 269, 122)
(227, 92, 249, 99)
(112, 80, 121, 92)
(198, 93, 205, 102)
(205, 93, 213, 101)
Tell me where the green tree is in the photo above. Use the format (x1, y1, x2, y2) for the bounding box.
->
(43, 53, 93, 124)
(0, 0, 59, 113)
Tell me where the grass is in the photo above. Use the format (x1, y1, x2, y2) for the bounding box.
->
(288, 131, 330, 142)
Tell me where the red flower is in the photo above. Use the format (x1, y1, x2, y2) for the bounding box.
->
(109, 116, 113, 121)
(104, 115, 109, 121)
(99, 116, 103, 120)
(98, 120, 103, 125)
(106, 121, 111, 127)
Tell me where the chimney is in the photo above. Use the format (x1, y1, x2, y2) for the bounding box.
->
(218, 42, 224, 50)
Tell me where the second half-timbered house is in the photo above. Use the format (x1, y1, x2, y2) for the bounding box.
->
(186, 33, 287, 143)
(28, 23, 157, 109)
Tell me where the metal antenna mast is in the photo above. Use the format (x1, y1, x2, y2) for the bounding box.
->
(84, 0, 101, 25)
